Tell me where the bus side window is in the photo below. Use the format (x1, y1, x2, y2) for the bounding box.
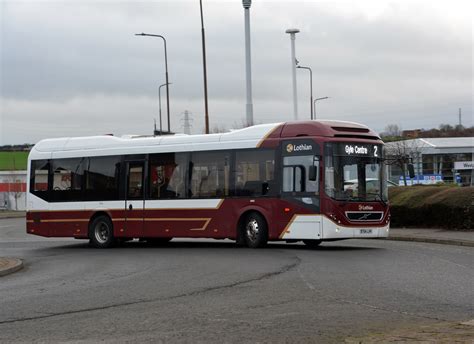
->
(127, 165, 143, 199)
(283, 165, 305, 192)
(190, 151, 229, 198)
(149, 153, 187, 199)
(51, 158, 84, 202)
(84, 156, 121, 201)
(283, 155, 319, 194)
(235, 149, 275, 197)
(30, 160, 50, 201)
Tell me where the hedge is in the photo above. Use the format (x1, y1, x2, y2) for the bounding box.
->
(388, 186, 474, 230)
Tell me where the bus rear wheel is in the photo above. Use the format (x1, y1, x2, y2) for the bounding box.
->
(303, 239, 322, 248)
(89, 215, 116, 248)
(243, 212, 268, 248)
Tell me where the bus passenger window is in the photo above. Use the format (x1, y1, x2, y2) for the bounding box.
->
(190, 151, 229, 198)
(31, 160, 49, 192)
(51, 158, 84, 201)
(235, 149, 275, 196)
(127, 165, 143, 199)
(30, 160, 50, 201)
(84, 156, 121, 201)
(149, 153, 187, 199)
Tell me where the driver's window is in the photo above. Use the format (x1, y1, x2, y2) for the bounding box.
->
(283, 167, 294, 192)
(283, 166, 304, 192)
(283, 155, 319, 194)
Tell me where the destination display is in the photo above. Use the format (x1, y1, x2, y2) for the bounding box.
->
(335, 143, 382, 158)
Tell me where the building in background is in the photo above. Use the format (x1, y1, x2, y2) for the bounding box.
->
(402, 129, 422, 139)
(385, 137, 474, 186)
(0, 150, 29, 211)
(0, 171, 27, 211)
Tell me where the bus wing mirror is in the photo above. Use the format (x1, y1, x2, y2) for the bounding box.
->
(309, 166, 317, 181)
(407, 163, 415, 179)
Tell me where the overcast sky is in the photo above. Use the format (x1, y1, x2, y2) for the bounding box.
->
(0, 0, 472, 145)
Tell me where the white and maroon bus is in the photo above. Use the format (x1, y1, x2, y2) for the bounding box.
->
(26, 120, 390, 248)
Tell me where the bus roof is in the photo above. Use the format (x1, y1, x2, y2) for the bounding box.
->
(29, 120, 380, 160)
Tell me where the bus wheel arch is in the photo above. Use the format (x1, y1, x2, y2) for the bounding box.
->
(237, 210, 269, 248)
(88, 212, 116, 248)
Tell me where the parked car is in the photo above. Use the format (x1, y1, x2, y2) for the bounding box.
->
(344, 178, 397, 193)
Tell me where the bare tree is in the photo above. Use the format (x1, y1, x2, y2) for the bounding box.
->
(382, 124, 402, 137)
(207, 124, 228, 134)
(5, 157, 23, 211)
(231, 119, 251, 130)
(385, 139, 425, 186)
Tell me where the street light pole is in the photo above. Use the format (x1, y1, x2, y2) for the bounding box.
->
(296, 65, 313, 120)
(242, 0, 254, 127)
(158, 83, 172, 135)
(286, 28, 300, 121)
(199, 0, 210, 134)
(135, 33, 171, 133)
(313, 96, 329, 120)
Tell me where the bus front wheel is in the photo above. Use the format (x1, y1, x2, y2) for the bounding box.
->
(89, 215, 116, 248)
(243, 212, 268, 248)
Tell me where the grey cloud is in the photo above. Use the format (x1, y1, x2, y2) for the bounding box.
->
(0, 1, 472, 144)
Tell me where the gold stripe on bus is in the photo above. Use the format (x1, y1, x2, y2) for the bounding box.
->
(256, 125, 280, 148)
(111, 217, 212, 231)
(145, 218, 211, 231)
(278, 214, 297, 239)
(143, 199, 224, 211)
(27, 200, 224, 213)
(41, 219, 90, 223)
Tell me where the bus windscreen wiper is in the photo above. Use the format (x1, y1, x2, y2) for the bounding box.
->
(366, 192, 386, 206)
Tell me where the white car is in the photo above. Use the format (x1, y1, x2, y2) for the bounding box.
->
(344, 178, 397, 192)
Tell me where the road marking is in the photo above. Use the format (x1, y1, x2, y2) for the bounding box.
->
(297, 268, 315, 290)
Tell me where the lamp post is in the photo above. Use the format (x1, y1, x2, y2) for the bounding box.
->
(285, 28, 300, 120)
(199, 0, 210, 134)
(313, 96, 329, 120)
(296, 65, 313, 120)
(242, 0, 254, 126)
(135, 33, 171, 133)
(158, 82, 172, 135)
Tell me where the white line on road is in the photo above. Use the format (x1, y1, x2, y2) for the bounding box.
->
(297, 268, 315, 290)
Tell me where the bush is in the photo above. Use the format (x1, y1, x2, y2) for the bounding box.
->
(389, 185, 474, 230)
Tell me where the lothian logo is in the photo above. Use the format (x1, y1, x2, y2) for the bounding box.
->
(287, 143, 312, 153)
(359, 205, 373, 211)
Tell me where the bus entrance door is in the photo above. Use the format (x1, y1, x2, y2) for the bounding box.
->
(125, 161, 145, 238)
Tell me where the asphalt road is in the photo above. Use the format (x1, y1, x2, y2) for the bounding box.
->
(0, 217, 473, 343)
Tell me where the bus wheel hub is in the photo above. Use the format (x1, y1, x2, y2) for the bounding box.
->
(246, 219, 259, 241)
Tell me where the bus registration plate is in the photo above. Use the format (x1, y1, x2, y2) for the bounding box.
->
(359, 229, 373, 234)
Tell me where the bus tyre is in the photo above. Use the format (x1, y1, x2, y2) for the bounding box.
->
(244, 212, 268, 248)
(303, 239, 322, 248)
(89, 215, 116, 248)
